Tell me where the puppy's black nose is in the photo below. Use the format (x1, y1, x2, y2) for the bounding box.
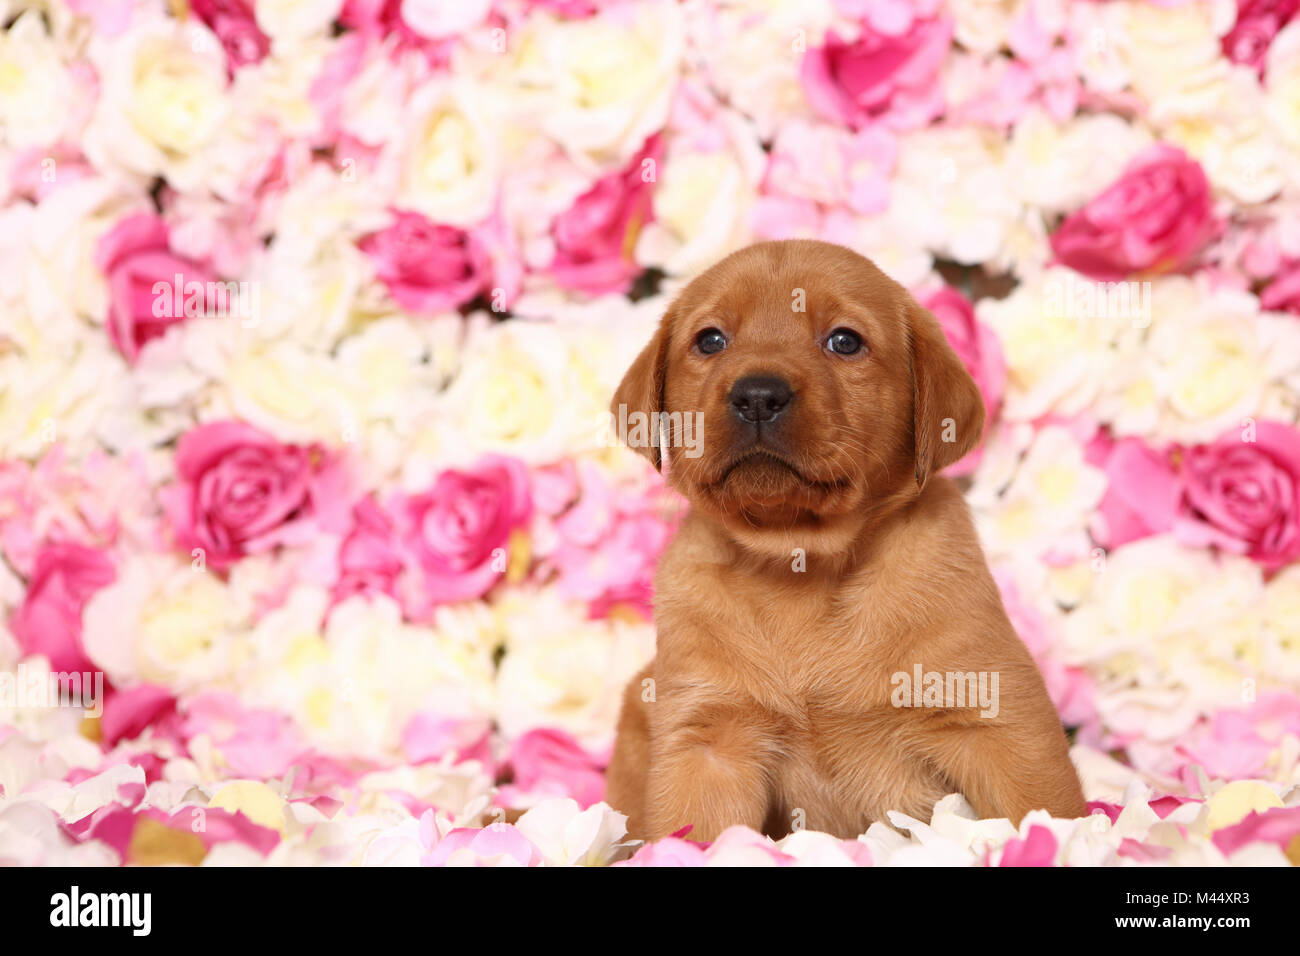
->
(729, 375, 793, 424)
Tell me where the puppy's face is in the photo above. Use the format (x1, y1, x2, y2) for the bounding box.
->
(613, 240, 984, 551)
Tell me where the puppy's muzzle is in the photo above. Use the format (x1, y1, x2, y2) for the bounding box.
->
(729, 375, 793, 425)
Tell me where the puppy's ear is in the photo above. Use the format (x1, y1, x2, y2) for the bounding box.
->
(907, 299, 985, 489)
(611, 319, 671, 470)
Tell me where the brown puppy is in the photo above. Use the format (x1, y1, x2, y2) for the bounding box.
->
(604, 240, 1086, 842)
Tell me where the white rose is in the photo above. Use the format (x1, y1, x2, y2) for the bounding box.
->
(0, 335, 124, 460)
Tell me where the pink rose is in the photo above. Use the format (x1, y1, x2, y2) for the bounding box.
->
(182, 693, 308, 779)
(550, 135, 661, 296)
(1050, 144, 1215, 281)
(94, 212, 218, 362)
(10, 542, 115, 673)
(799, 18, 951, 130)
(1176, 421, 1300, 571)
(497, 728, 607, 808)
(998, 825, 1058, 867)
(994, 567, 1097, 733)
(359, 210, 490, 312)
(1086, 433, 1181, 549)
(921, 287, 1006, 476)
(616, 837, 709, 867)
(422, 822, 541, 867)
(335, 496, 405, 603)
(763, 121, 895, 216)
(190, 0, 269, 71)
(397, 455, 532, 613)
(66, 0, 133, 34)
(162, 421, 350, 570)
(100, 684, 177, 747)
(338, 0, 458, 65)
(1222, 0, 1299, 73)
(524, 0, 599, 16)
(401, 713, 494, 768)
(1260, 261, 1300, 315)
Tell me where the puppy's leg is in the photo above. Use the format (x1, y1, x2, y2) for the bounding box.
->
(605, 662, 653, 838)
(918, 686, 1086, 824)
(643, 700, 776, 842)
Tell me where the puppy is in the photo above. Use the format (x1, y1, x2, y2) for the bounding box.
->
(604, 240, 1086, 842)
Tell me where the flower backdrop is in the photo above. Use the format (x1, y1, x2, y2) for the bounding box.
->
(2, 0, 1300, 867)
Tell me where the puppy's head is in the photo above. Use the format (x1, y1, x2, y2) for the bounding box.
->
(612, 240, 984, 554)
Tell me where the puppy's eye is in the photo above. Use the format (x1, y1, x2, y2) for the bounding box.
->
(695, 328, 727, 355)
(826, 328, 864, 355)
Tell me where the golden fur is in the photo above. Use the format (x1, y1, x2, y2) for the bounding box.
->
(604, 240, 1086, 841)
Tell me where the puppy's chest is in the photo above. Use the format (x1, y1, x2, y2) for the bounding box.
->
(666, 578, 903, 714)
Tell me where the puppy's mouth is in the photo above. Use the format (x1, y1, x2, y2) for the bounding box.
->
(714, 447, 851, 494)
(720, 449, 808, 485)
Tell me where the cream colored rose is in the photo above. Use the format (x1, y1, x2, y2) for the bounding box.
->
(683, 0, 838, 140)
(891, 126, 1023, 266)
(1263, 564, 1300, 684)
(255, 0, 345, 43)
(1110, 0, 1236, 119)
(950, 0, 1069, 56)
(434, 307, 658, 468)
(240, 589, 497, 758)
(83, 556, 253, 692)
(494, 587, 655, 750)
(500, 1, 683, 167)
(393, 78, 502, 227)
(1062, 537, 1269, 736)
(0, 335, 124, 460)
(12, 177, 144, 329)
(401, 0, 491, 38)
(636, 97, 765, 277)
(978, 267, 1126, 421)
(1146, 287, 1294, 443)
(0, 11, 79, 149)
(83, 18, 230, 191)
(972, 426, 1106, 562)
(200, 336, 359, 446)
(1162, 70, 1288, 205)
(1006, 110, 1152, 215)
(1266, 21, 1300, 159)
(834, 205, 935, 289)
(228, 35, 335, 141)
